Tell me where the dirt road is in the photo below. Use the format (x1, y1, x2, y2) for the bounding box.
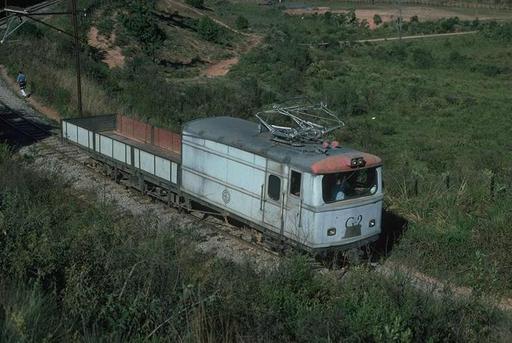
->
(87, 27, 125, 69)
(164, 0, 263, 77)
(355, 30, 478, 43)
(285, 5, 512, 29)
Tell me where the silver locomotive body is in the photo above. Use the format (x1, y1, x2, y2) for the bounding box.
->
(181, 117, 382, 251)
(62, 115, 383, 252)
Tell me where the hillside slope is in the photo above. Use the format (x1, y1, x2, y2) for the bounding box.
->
(1, 0, 512, 305)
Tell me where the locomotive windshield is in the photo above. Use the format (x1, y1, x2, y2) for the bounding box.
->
(322, 168, 378, 203)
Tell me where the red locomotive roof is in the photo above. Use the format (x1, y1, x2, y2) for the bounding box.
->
(311, 152, 382, 174)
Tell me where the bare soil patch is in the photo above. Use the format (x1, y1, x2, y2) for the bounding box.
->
(161, 0, 263, 77)
(87, 26, 125, 69)
(202, 34, 262, 77)
(202, 57, 239, 77)
(285, 6, 508, 29)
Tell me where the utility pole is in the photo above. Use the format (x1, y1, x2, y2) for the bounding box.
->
(398, 6, 402, 41)
(394, 0, 403, 41)
(1, 0, 83, 116)
(70, 0, 82, 116)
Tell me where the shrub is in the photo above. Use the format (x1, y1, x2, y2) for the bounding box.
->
(370, 44, 408, 62)
(96, 16, 114, 36)
(185, 0, 204, 8)
(437, 17, 460, 33)
(0, 144, 11, 164)
(447, 50, 467, 65)
(482, 21, 512, 41)
(197, 17, 221, 42)
(346, 9, 357, 24)
(471, 63, 504, 77)
(0, 283, 63, 342)
(409, 47, 435, 68)
(0, 141, 508, 341)
(471, 18, 481, 29)
(373, 14, 382, 26)
(277, 68, 301, 94)
(277, 44, 312, 71)
(17, 22, 44, 39)
(121, 0, 165, 55)
(235, 15, 249, 30)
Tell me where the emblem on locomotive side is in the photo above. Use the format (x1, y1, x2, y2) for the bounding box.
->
(222, 189, 231, 204)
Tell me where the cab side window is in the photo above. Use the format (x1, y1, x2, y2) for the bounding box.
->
(268, 175, 281, 201)
(290, 171, 301, 197)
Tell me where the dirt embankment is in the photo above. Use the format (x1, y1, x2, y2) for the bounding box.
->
(87, 26, 125, 69)
(163, 0, 263, 77)
(203, 57, 239, 77)
(202, 34, 262, 77)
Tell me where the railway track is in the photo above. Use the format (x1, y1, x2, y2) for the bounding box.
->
(0, 105, 54, 141)
(0, 101, 304, 267)
(4, 106, 512, 312)
(0, 98, 356, 270)
(0, 103, 358, 270)
(0, 99, 97, 165)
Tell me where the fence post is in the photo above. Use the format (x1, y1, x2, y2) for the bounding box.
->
(414, 177, 419, 196)
(445, 174, 450, 190)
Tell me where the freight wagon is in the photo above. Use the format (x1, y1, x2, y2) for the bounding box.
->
(61, 113, 383, 252)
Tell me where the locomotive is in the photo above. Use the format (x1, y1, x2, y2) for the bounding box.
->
(61, 104, 383, 252)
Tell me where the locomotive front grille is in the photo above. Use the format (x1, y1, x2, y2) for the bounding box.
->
(344, 226, 362, 239)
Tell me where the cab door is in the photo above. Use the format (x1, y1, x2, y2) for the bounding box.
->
(262, 163, 287, 237)
(285, 170, 308, 242)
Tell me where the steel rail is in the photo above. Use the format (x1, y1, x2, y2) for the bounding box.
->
(0, 100, 92, 170)
(0, 103, 55, 140)
(0, 102, 346, 269)
(0, 101, 288, 262)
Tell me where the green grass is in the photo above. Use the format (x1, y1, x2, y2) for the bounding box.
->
(0, 148, 510, 341)
(294, 0, 512, 11)
(206, 11, 512, 297)
(1, 0, 512, 299)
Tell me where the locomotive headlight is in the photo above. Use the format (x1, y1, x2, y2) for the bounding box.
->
(350, 157, 366, 168)
(327, 228, 336, 236)
(369, 219, 376, 228)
